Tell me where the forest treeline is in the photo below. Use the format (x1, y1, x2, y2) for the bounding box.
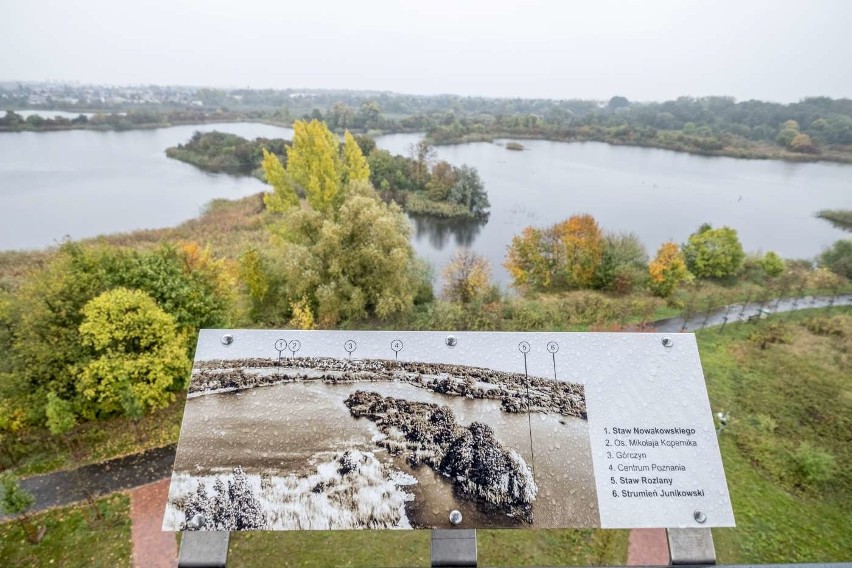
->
(0, 108, 276, 132)
(421, 96, 852, 162)
(165, 131, 490, 219)
(6, 91, 852, 162)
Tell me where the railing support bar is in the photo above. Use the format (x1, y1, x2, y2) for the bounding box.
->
(178, 531, 230, 568)
(667, 527, 716, 565)
(431, 529, 477, 567)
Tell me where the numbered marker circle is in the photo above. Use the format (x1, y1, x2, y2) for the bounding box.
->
(288, 340, 301, 353)
(391, 340, 403, 353)
(546, 341, 559, 354)
(518, 341, 531, 353)
(274, 339, 287, 351)
(344, 340, 357, 353)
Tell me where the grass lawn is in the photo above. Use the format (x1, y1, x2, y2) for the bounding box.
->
(696, 307, 851, 561)
(227, 528, 627, 567)
(0, 494, 131, 567)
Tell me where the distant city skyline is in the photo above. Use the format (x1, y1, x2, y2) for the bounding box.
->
(2, 0, 850, 104)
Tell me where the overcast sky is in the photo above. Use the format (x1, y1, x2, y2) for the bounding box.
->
(2, 0, 849, 102)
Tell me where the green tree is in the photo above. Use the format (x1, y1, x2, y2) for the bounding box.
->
(78, 288, 190, 417)
(426, 161, 456, 201)
(1, 475, 40, 543)
(760, 251, 786, 277)
(45, 392, 76, 436)
(8, 242, 228, 421)
(776, 128, 799, 148)
(682, 224, 745, 279)
(448, 165, 490, 218)
(274, 182, 417, 326)
(409, 140, 436, 187)
(818, 239, 852, 279)
(595, 232, 648, 292)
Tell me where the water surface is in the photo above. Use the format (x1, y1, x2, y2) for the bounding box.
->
(1, 126, 848, 286)
(376, 133, 851, 284)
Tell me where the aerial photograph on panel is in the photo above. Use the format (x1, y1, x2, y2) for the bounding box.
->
(163, 350, 596, 531)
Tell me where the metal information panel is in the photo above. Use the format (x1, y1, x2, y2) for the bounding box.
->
(163, 330, 735, 531)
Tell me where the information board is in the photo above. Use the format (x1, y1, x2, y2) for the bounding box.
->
(163, 330, 735, 531)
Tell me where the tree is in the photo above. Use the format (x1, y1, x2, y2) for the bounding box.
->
(426, 161, 456, 201)
(277, 183, 417, 326)
(505, 227, 551, 289)
(442, 249, 492, 304)
(608, 96, 630, 111)
(649, 242, 690, 297)
(263, 120, 370, 215)
(682, 224, 745, 279)
(595, 232, 649, 293)
(789, 133, 817, 153)
(505, 215, 604, 290)
(353, 134, 376, 157)
(818, 239, 852, 279)
(409, 140, 436, 187)
(448, 166, 490, 218)
(262, 122, 419, 326)
(341, 130, 370, 186)
(553, 214, 604, 288)
(78, 288, 190, 417)
(760, 251, 786, 278)
(1, 475, 41, 543)
(45, 392, 76, 436)
(264, 119, 341, 214)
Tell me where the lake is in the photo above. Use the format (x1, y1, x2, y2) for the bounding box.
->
(1, 124, 849, 285)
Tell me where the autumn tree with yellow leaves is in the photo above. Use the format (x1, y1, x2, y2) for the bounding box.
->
(648, 241, 690, 297)
(505, 214, 604, 290)
(442, 249, 492, 304)
(260, 120, 418, 326)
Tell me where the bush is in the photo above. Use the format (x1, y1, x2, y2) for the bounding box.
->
(682, 223, 745, 279)
(748, 322, 792, 350)
(760, 251, 786, 277)
(793, 442, 837, 487)
(818, 239, 852, 279)
(6, 242, 231, 425)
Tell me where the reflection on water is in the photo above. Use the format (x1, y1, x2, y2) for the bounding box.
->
(376, 132, 852, 286)
(410, 215, 487, 250)
(174, 381, 600, 528)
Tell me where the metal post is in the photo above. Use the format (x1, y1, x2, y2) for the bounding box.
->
(178, 531, 230, 568)
(666, 528, 716, 565)
(431, 529, 477, 567)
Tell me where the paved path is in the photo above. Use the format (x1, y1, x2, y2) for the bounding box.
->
(649, 294, 851, 334)
(130, 479, 177, 568)
(627, 528, 669, 565)
(2, 444, 176, 518)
